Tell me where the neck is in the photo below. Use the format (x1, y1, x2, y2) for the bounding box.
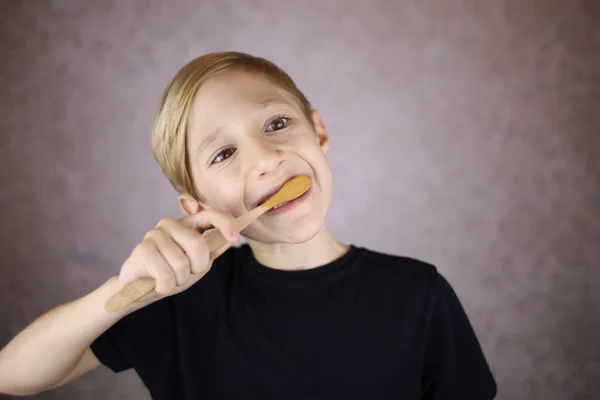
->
(246, 222, 350, 271)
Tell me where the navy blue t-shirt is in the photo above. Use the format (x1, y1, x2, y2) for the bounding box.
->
(91, 244, 497, 399)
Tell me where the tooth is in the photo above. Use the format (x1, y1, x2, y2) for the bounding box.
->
(272, 201, 289, 210)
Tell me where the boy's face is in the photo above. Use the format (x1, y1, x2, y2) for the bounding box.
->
(182, 70, 332, 244)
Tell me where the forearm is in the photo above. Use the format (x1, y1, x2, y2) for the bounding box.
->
(0, 276, 138, 395)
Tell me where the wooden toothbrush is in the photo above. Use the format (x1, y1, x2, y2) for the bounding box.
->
(104, 175, 311, 312)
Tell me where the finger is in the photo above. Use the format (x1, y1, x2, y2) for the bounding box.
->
(120, 241, 156, 285)
(138, 241, 177, 295)
(145, 228, 191, 286)
(178, 209, 240, 243)
(155, 218, 210, 274)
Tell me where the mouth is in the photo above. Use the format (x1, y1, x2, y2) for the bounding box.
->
(253, 174, 303, 209)
(264, 185, 312, 216)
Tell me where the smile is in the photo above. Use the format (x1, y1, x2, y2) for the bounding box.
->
(254, 174, 304, 209)
(264, 185, 312, 216)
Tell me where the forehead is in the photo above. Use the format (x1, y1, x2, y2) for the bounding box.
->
(190, 70, 295, 116)
(186, 70, 302, 153)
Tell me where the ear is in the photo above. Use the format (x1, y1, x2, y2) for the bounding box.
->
(178, 192, 207, 215)
(310, 109, 330, 154)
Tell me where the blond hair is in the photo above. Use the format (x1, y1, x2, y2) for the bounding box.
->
(151, 51, 312, 200)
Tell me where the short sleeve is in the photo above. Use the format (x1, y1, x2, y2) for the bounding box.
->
(90, 324, 132, 372)
(90, 298, 174, 374)
(421, 272, 497, 399)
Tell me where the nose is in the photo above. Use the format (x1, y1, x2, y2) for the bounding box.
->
(245, 137, 285, 179)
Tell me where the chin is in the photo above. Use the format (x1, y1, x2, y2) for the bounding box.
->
(282, 217, 324, 244)
(244, 212, 326, 244)
(275, 203, 329, 243)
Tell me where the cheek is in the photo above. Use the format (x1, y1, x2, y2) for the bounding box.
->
(197, 178, 242, 212)
(298, 142, 333, 194)
(295, 134, 327, 161)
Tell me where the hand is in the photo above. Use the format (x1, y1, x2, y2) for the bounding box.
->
(118, 209, 240, 303)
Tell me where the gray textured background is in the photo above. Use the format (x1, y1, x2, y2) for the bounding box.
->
(0, 1, 599, 399)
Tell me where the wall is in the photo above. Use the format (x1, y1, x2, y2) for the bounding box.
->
(0, 1, 598, 399)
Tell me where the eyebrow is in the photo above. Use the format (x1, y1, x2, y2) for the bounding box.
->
(257, 98, 290, 110)
(196, 127, 223, 156)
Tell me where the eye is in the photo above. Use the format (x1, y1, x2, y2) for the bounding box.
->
(211, 148, 236, 165)
(265, 116, 291, 132)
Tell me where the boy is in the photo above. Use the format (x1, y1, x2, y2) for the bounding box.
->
(0, 52, 497, 399)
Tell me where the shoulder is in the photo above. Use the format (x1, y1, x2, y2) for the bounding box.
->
(354, 245, 441, 294)
(91, 245, 246, 370)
